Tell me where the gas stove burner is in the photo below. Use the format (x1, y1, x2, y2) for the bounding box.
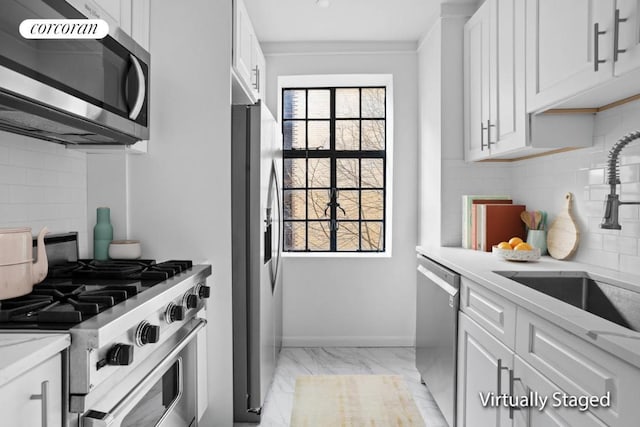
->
(0, 281, 142, 327)
(0, 258, 195, 330)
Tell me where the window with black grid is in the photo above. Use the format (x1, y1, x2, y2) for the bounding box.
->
(282, 87, 386, 252)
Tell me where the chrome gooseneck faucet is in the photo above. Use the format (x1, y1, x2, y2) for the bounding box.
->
(601, 130, 640, 230)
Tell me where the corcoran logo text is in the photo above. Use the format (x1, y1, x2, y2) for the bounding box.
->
(19, 19, 109, 39)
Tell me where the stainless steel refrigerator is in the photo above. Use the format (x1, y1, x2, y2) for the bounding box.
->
(232, 102, 283, 423)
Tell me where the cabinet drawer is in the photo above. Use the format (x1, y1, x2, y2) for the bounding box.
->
(516, 309, 640, 427)
(460, 277, 516, 349)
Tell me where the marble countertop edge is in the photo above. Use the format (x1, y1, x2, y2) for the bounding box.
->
(0, 333, 70, 387)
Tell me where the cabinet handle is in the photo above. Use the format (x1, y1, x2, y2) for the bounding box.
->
(508, 368, 521, 420)
(252, 66, 259, 90)
(594, 23, 607, 71)
(614, 9, 628, 62)
(481, 122, 487, 151)
(486, 120, 496, 147)
(496, 358, 510, 395)
(30, 380, 49, 427)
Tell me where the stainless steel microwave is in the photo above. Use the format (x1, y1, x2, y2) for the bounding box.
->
(0, 0, 150, 145)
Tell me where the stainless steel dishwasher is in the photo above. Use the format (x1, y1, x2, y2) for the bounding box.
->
(416, 254, 460, 427)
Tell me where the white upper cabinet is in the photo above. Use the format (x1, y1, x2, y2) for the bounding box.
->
(233, 0, 266, 104)
(463, 2, 491, 161)
(526, 0, 640, 112)
(615, 0, 640, 77)
(93, 0, 150, 50)
(464, 0, 592, 161)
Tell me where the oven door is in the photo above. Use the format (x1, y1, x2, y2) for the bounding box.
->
(81, 320, 205, 427)
(0, 0, 149, 144)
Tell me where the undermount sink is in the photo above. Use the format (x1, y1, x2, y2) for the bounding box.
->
(494, 271, 640, 332)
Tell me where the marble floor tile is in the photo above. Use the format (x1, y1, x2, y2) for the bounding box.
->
(238, 347, 449, 427)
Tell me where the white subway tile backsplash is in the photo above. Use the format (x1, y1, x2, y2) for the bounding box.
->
(620, 254, 640, 275)
(0, 146, 8, 164)
(619, 205, 640, 220)
(583, 232, 604, 250)
(507, 100, 640, 275)
(619, 164, 640, 183)
(0, 133, 87, 251)
(0, 165, 27, 185)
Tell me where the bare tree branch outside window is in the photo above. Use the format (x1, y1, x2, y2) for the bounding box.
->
(282, 87, 386, 252)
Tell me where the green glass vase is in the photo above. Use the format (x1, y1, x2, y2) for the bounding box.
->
(94, 207, 113, 260)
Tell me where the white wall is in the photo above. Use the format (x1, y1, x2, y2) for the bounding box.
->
(126, 1, 234, 425)
(264, 43, 419, 346)
(0, 132, 88, 255)
(511, 100, 640, 275)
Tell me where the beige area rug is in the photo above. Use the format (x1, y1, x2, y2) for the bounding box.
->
(290, 375, 425, 427)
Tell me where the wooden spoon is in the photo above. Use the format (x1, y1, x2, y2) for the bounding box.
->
(521, 211, 533, 228)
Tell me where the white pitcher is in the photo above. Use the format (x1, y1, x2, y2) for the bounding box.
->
(0, 227, 48, 300)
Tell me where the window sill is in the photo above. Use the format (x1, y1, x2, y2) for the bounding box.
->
(281, 251, 392, 259)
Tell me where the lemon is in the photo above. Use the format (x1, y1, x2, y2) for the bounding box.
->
(508, 237, 523, 248)
(497, 242, 512, 250)
(514, 242, 533, 251)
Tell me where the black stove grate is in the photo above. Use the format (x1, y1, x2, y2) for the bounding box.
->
(0, 259, 193, 329)
(0, 281, 141, 327)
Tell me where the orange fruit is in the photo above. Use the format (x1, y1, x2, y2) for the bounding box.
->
(514, 242, 533, 251)
(497, 242, 512, 250)
(508, 237, 523, 248)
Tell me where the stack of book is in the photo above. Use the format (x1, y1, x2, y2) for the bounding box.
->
(462, 195, 527, 252)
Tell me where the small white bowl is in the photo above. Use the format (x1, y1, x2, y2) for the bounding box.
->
(492, 246, 541, 262)
(108, 240, 142, 260)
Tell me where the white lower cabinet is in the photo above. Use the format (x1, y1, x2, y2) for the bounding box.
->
(0, 353, 62, 427)
(512, 356, 607, 427)
(458, 278, 640, 426)
(457, 311, 513, 427)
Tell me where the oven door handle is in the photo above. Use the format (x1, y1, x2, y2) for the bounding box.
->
(82, 319, 206, 427)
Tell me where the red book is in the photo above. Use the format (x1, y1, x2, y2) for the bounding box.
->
(471, 199, 512, 250)
(478, 204, 526, 252)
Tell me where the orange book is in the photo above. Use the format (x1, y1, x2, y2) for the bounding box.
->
(478, 204, 526, 252)
(471, 199, 512, 250)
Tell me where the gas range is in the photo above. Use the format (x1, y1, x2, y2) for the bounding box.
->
(0, 259, 203, 330)
(0, 233, 213, 426)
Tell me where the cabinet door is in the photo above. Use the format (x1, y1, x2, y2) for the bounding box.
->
(233, 0, 255, 92)
(614, 0, 640, 76)
(457, 312, 513, 427)
(464, 2, 491, 161)
(130, 0, 150, 50)
(489, 0, 526, 156)
(526, 0, 615, 112)
(95, 0, 132, 35)
(0, 354, 62, 427)
(512, 356, 607, 427)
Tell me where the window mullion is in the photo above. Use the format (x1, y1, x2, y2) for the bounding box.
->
(329, 88, 337, 251)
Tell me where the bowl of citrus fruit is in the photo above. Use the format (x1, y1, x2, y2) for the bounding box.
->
(492, 237, 541, 262)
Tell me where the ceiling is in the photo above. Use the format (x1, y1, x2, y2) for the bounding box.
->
(243, 0, 459, 43)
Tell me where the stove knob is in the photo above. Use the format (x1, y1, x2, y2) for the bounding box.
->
(107, 344, 134, 366)
(165, 303, 186, 323)
(135, 321, 160, 346)
(186, 294, 198, 309)
(198, 285, 211, 299)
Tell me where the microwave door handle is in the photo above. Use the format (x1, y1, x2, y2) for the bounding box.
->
(127, 54, 146, 120)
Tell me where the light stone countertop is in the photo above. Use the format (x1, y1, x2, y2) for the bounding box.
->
(0, 333, 70, 387)
(416, 246, 640, 368)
